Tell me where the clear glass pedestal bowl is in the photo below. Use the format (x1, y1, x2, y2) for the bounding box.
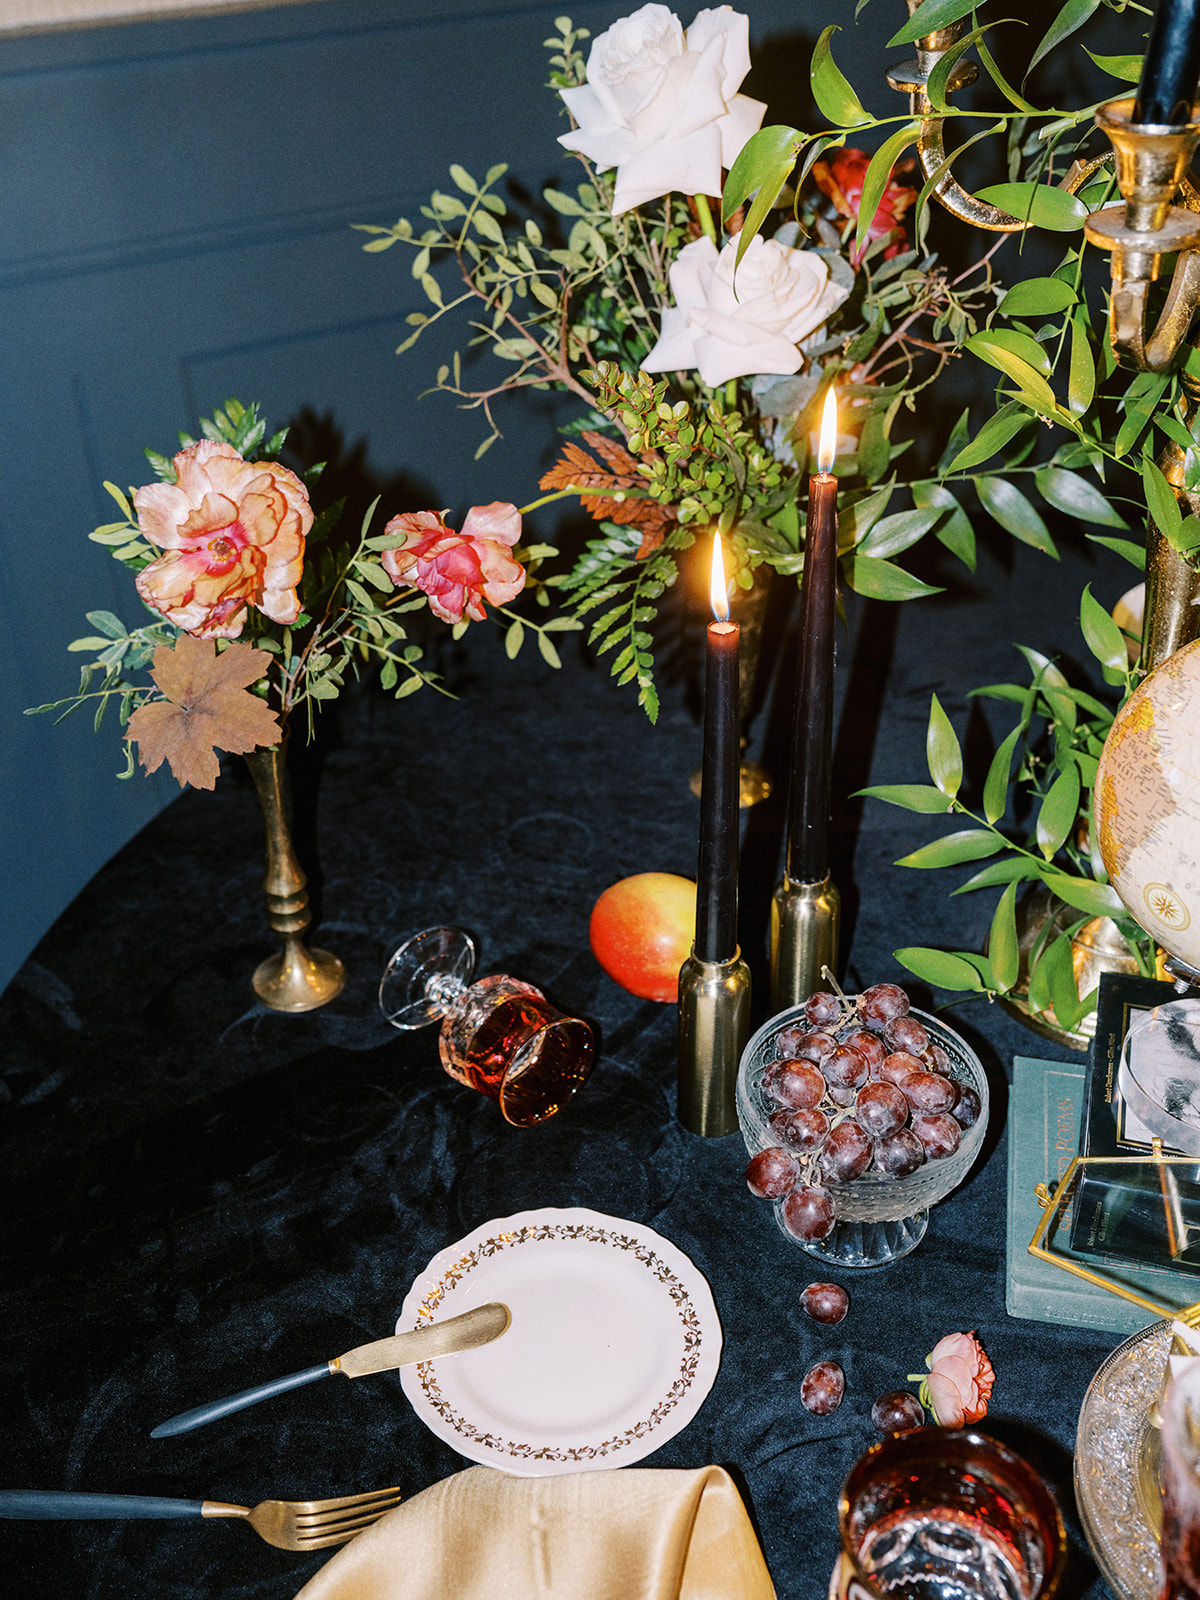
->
(736, 1004, 989, 1268)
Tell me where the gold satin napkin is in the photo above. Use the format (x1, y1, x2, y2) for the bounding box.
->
(293, 1464, 776, 1600)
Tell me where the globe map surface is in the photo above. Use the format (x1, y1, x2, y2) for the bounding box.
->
(1095, 636, 1200, 972)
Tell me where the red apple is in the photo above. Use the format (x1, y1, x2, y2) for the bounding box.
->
(589, 873, 696, 1002)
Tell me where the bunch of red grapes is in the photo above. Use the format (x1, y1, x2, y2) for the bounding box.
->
(744, 983, 981, 1244)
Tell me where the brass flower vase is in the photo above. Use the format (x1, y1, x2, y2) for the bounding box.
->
(244, 743, 345, 1012)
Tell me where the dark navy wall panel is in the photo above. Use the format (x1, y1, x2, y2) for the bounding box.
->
(0, 0, 592, 995)
(0, 0, 821, 995)
(1, 0, 1103, 993)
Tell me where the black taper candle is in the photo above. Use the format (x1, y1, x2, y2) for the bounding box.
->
(1135, 0, 1200, 124)
(694, 538, 740, 963)
(787, 470, 838, 885)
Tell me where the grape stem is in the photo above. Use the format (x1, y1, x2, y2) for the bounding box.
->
(821, 965, 852, 1010)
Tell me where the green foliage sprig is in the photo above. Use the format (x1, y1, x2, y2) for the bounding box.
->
(724, 0, 1192, 584)
(860, 585, 1156, 1030)
(357, 13, 1055, 719)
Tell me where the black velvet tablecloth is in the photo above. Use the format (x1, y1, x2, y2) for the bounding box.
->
(1, 532, 1133, 1599)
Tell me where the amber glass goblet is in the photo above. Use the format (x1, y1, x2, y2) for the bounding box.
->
(379, 927, 595, 1127)
(835, 1428, 1066, 1600)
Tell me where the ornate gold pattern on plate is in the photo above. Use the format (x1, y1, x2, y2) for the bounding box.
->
(405, 1220, 708, 1464)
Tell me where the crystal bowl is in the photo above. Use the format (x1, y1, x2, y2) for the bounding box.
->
(736, 1004, 989, 1268)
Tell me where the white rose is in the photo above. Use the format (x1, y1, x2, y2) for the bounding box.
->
(642, 231, 850, 387)
(558, 4, 765, 216)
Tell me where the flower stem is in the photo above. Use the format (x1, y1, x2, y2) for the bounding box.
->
(518, 488, 585, 515)
(692, 192, 719, 245)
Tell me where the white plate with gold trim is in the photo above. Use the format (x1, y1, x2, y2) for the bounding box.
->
(397, 1207, 722, 1475)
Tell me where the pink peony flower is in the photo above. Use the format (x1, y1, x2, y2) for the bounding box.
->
(923, 1331, 995, 1427)
(812, 147, 915, 266)
(381, 503, 526, 624)
(134, 439, 311, 640)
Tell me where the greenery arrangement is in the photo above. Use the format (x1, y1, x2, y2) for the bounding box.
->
(715, 0, 1200, 1017)
(861, 584, 1155, 1030)
(29, 400, 567, 788)
(724, 0, 1198, 578)
(358, 6, 1112, 722)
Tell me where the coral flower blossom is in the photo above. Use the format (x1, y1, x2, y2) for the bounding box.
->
(812, 147, 915, 265)
(134, 439, 311, 640)
(921, 1331, 995, 1427)
(381, 502, 526, 624)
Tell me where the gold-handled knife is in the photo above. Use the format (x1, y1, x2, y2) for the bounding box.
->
(150, 1303, 510, 1438)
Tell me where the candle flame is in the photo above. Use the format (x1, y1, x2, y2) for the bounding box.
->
(818, 388, 838, 475)
(710, 532, 730, 623)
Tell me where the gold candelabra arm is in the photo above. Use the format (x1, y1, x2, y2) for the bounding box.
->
(886, 28, 1027, 232)
(886, 36, 1097, 229)
(883, 0, 1103, 232)
(1084, 99, 1200, 373)
(1141, 374, 1200, 674)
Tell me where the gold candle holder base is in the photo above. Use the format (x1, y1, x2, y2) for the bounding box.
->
(677, 948, 751, 1136)
(769, 874, 840, 1014)
(245, 744, 346, 1014)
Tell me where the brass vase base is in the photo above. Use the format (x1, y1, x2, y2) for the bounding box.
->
(245, 744, 346, 1015)
(253, 938, 346, 1013)
(689, 760, 772, 808)
(993, 884, 1142, 1052)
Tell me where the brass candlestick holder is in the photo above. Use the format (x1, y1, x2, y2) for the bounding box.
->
(1083, 100, 1200, 374)
(769, 876, 840, 1016)
(1081, 100, 1200, 672)
(677, 947, 751, 1136)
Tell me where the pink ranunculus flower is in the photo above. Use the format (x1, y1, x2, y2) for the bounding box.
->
(558, 4, 765, 215)
(134, 439, 311, 640)
(642, 228, 849, 387)
(381, 503, 526, 624)
(923, 1331, 995, 1427)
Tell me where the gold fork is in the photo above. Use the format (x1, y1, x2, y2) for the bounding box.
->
(0, 1487, 404, 1551)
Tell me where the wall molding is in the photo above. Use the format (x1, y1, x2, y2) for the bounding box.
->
(0, 0, 326, 35)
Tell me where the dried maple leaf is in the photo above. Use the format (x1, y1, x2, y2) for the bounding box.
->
(540, 430, 676, 558)
(126, 634, 282, 790)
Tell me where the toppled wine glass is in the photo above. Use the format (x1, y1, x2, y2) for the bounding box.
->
(379, 927, 596, 1127)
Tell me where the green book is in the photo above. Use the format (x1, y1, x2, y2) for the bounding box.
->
(1006, 1055, 1189, 1332)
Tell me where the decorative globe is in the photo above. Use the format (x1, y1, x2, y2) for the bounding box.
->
(1094, 637, 1200, 973)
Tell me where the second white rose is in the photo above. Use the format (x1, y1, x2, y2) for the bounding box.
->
(642, 232, 850, 388)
